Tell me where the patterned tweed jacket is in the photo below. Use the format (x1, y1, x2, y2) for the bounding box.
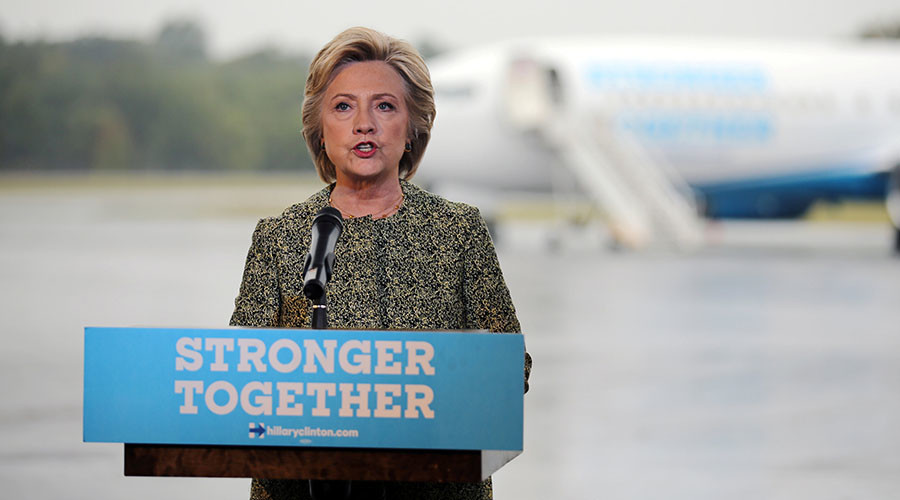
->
(230, 180, 532, 500)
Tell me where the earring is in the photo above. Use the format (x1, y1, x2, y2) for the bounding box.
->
(320, 141, 326, 152)
(404, 142, 412, 152)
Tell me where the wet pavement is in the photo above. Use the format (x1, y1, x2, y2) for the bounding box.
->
(1, 179, 898, 500)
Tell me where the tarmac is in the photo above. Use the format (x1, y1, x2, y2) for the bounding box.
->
(1, 177, 898, 499)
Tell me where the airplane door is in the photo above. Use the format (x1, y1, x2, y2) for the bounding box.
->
(503, 56, 563, 131)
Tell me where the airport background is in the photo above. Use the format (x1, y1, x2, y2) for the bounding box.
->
(2, 1, 900, 499)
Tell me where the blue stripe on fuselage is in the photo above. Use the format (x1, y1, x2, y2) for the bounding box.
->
(693, 167, 889, 218)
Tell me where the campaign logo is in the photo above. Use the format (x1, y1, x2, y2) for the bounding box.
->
(248, 422, 266, 439)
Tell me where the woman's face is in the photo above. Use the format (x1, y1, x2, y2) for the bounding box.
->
(321, 61, 409, 186)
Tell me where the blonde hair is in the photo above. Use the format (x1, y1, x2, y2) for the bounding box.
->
(301, 27, 436, 183)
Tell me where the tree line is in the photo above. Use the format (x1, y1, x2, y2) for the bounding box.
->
(0, 21, 316, 172)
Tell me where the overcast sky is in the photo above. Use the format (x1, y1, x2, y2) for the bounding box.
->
(2, 0, 899, 58)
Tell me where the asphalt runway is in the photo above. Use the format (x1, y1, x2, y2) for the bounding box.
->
(1, 178, 898, 500)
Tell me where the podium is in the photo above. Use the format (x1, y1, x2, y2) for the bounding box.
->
(124, 444, 519, 482)
(84, 327, 524, 482)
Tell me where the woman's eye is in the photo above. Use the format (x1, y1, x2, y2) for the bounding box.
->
(335, 102, 350, 111)
(377, 102, 394, 111)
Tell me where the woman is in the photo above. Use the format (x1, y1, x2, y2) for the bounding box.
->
(230, 27, 531, 500)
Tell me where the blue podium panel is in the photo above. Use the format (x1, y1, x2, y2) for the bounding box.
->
(84, 327, 524, 451)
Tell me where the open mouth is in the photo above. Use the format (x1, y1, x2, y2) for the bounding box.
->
(354, 142, 376, 153)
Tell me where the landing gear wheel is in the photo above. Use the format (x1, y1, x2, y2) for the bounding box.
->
(889, 165, 900, 255)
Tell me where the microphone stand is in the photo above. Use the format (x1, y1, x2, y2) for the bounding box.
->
(306, 279, 351, 500)
(311, 296, 328, 329)
(301, 206, 353, 499)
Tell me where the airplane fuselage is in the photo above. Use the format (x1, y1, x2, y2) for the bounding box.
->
(419, 38, 900, 219)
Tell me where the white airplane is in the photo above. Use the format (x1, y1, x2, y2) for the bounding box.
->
(417, 37, 900, 251)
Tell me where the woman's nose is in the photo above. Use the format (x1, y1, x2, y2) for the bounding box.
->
(354, 108, 375, 134)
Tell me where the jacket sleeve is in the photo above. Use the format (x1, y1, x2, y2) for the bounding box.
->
(462, 208, 533, 393)
(229, 218, 281, 328)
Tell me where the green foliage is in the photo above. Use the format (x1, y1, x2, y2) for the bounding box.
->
(0, 21, 315, 172)
(155, 18, 208, 62)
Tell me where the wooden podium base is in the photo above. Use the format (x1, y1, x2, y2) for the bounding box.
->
(125, 444, 520, 483)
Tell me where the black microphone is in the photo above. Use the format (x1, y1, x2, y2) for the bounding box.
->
(301, 207, 343, 300)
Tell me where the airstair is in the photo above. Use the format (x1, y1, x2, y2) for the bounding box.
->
(542, 114, 705, 250)
(503, 56, 705, 250)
